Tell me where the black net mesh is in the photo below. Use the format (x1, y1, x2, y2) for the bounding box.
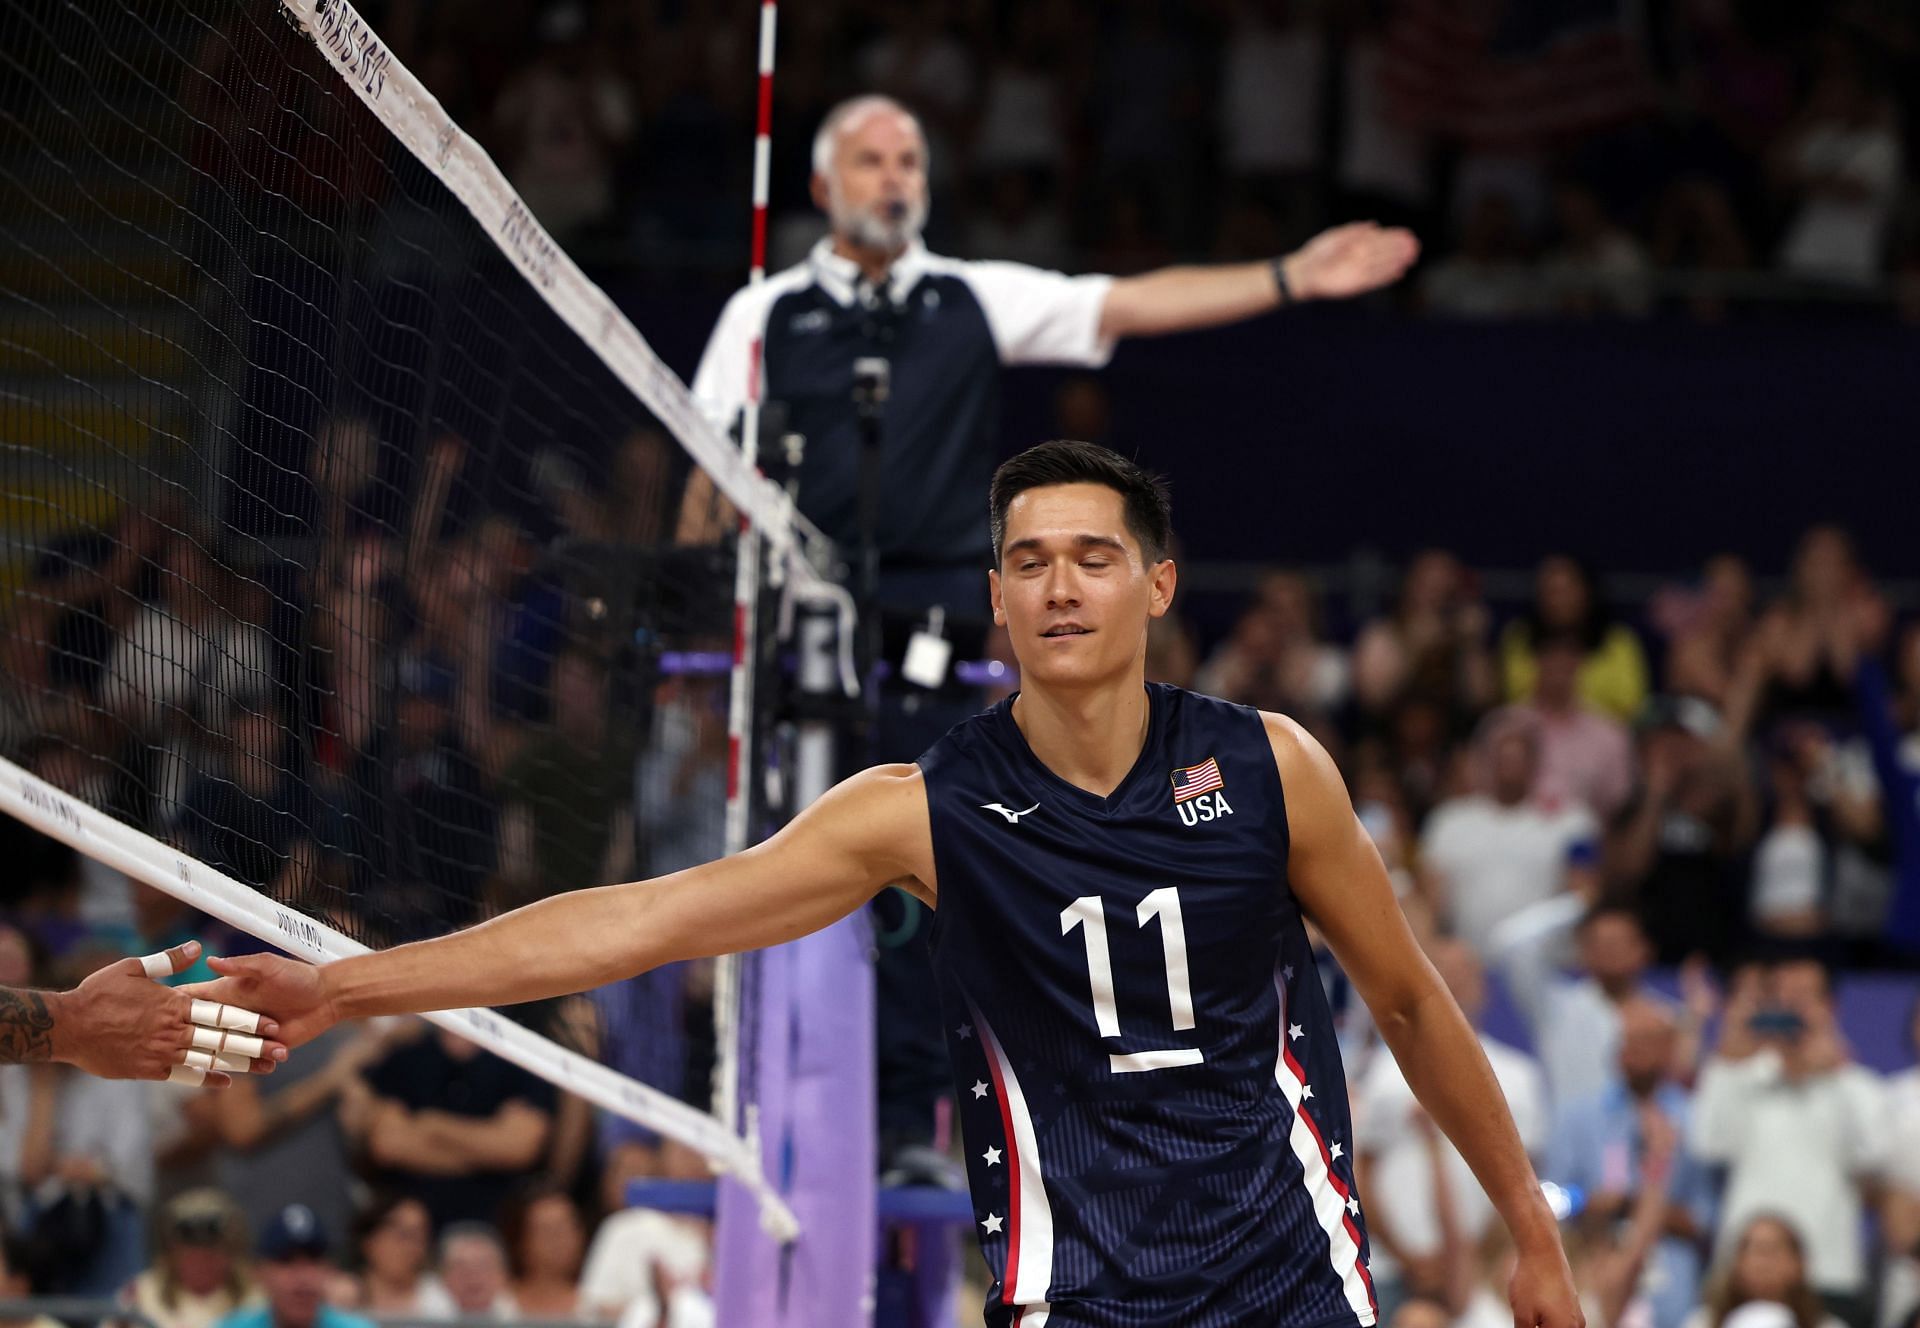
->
(0, 0, 743, 1110)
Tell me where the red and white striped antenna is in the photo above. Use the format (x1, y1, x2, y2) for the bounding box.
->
(717, 0, 778, 1135)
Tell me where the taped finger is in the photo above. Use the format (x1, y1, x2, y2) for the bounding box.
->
(191, 1026, 223, 1053)
(220, 1032, 265, 1060)
(212, 1052, 253, 1074)
(167, 1064, 206, 1086)
(183, 1049, 214, 1072)
(189, 1001, 262, 1035)
(140, 951, 177, 980)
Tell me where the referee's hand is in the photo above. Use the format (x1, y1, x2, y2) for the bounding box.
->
(1285, 222, 1420, 301)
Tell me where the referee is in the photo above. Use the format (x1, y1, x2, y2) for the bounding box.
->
(680, 92, 1418, 1165)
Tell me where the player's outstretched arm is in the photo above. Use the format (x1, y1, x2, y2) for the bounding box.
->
(1265, 714, 1581, 1328)
(190, 764, 934, 1048)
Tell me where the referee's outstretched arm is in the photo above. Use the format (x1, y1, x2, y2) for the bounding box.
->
(1097, 220, 1419, 340)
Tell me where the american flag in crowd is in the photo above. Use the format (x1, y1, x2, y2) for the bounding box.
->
(1377, 0, 1656, 148)
(1170, 757, 1224, 804)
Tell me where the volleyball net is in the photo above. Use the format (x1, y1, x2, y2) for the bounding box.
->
(0, 0, 847, 1239)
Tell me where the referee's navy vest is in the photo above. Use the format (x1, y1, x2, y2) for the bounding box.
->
(762, 273, 1000, 569)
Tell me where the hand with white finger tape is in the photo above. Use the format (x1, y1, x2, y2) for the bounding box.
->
(0, 939, 289, 1086)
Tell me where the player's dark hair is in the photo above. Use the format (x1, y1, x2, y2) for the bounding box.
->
(989, 440, 1172, 565)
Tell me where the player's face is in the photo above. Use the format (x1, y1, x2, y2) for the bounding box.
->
(815, 109, 929, 251)
(989, 483, 1175, 690)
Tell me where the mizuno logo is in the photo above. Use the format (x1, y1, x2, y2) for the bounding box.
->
(980, 801, 1041, 824)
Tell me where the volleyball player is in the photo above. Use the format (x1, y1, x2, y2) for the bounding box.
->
(193, 442, 1579, 1328)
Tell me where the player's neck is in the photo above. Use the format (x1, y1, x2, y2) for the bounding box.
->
(1012, 678, 1152, 799)
(832, 234, 906, 286)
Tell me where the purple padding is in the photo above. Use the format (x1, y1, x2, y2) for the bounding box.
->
(714, 913, 877, 1325)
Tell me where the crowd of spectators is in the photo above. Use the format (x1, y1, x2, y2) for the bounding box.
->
(361, 0, 1920, 317)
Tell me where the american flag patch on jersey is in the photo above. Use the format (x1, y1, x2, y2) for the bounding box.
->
(1170, 757, 1224, 803)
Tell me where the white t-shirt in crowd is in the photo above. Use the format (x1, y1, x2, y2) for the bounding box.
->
(1420, 795, 1596, 957)
(579, 1208, 711, 1328)
(1778, 122, 1902, 284)
(1689, 1050, 1890, 1293)
(1354, 1033, 1547, 1276)
(1218, 24, 1323, 175)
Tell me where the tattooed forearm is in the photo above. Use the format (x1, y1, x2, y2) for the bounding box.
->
(0, 987, 56, 1064)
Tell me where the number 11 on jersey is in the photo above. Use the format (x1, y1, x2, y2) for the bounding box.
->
(1061, 888, 1206, 1074)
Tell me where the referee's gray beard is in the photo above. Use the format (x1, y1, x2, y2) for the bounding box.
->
(831, 194, 927, 255)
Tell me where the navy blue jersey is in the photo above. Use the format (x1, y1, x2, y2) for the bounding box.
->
(921, 685, 1377, 1328)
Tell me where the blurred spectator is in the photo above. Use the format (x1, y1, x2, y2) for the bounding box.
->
(1417, 715, 1597, 958)
(421, 1222, 516, 1318)
(1885, 997, 1920, 1328)
(1682, 1215, 1850, 1328)
(1354, 939, 1546, 1313)
(1216, 0, 1325, 242)
(964, 168, 1071, 271)
(331, 1194, 443, 1315)
(0, 1231, 58, 1328)
(498, 647, 636, 896)
(1654, 556, 1758, 708)
(209, 1023, 389, 1246)
(123, 1189, 261, 1328)
(1606, 698, 1758, 964)
(1649, 178, 1754, 321)
(1351, 550, 1495, 729)
(580, 1141, 713, 1327)
(1197, 572, 1349, 726)
(178, 707, 305, 892)
(19, 1051, 153, 1292)
(1750, 728, 1834, 939)
(1421, 194, 1538, 319)
(1689, 960, 1888, 1323)
(1773, 41, 1903, 286)
(355, 1027, 556, 1234)
(502, 1180, 587, 1317)
(1544, 998, 1715, 1328)
(493, 6, 635, 242)
(1731, 527, 1882, 734)
(1334, 10, 1431, 229)
(1500, 555, 1649, 723)
(1543, 182, 1651, 318)
(971, 7, 1071, 178)
(220, 1204, 371, 1328)
(1491, 898, 1687, 1110)
(1497, 632, 1635, 820)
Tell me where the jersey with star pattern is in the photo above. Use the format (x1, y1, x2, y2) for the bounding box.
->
(920, 684, 1378, 1328)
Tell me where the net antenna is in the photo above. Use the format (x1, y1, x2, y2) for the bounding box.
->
(0, 0, 855, 1242)
(710, 0, 782, 1159)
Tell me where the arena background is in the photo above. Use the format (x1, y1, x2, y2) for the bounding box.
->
(2, 0, 1919, 1326)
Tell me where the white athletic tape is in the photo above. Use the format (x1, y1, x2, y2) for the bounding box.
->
(218, 1032, 264, 1060)
(191, 1026, 223, 1052)
(190, 1001, 261, 1034)
(167, 1065, 206, 1086)
(183, 1049, 214, 1072)
(140, 951, 176, 980)
(212, 1052, 252, 1074)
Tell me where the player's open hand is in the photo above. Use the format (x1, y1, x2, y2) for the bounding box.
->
(185, 951, 340, 1050)
(1508, 1238, 1584, 1328)
(1285, 221, 1420, 301)
(56, 940, 287, 1086)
